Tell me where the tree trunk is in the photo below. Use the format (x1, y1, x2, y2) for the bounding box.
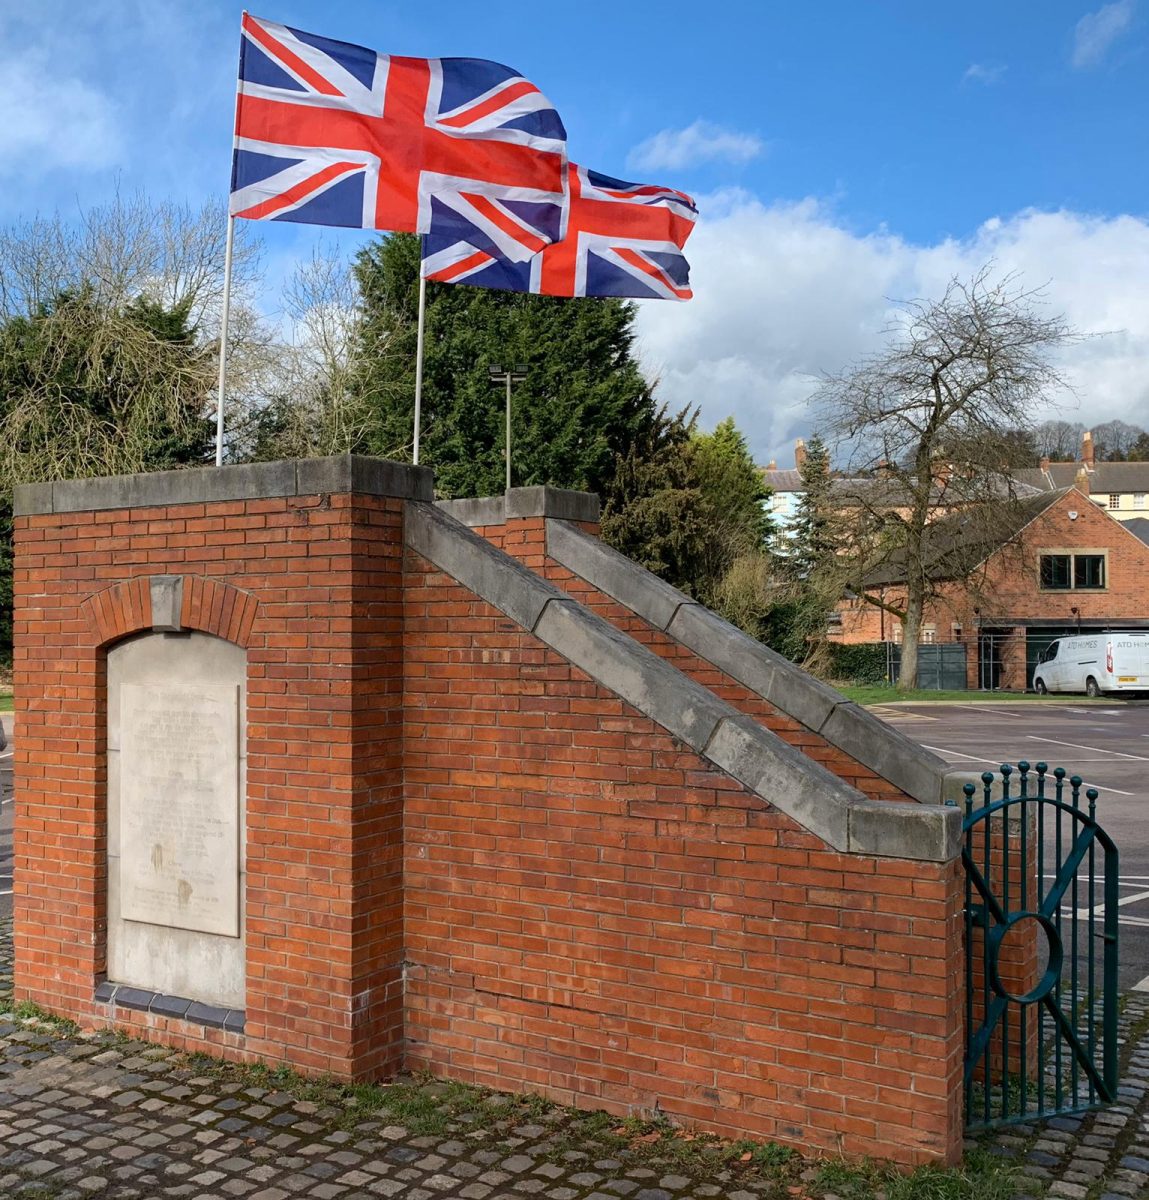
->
(897, 581, 926, 690)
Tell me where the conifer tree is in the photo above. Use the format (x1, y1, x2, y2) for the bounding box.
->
(350, 234, 660, 498)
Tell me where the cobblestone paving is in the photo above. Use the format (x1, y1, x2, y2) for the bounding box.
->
(973, 992, 1149, 1199)
(2, 914, 1149, 1199)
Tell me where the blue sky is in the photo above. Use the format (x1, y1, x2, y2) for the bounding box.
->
(3, 0, 1147, 464)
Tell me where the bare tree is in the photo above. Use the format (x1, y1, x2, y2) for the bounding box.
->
(0, 191, 260, 329)
(230, 244, 384, 461)
(814, 267, 1078, 689)
(1091, 419, 1146, 462)
(1033, 418, 1086, 461)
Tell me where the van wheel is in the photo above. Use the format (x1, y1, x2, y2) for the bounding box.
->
(1086, 676, 1102, 698)
(1034, 679, 1048, 695)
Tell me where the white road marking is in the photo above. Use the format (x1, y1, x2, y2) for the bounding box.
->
(0, 888, 10, 897)
(1134, 974, 1149, 993)
(920, 745, 1137, 795)
(1029, 735, 1149, 762)
(922, 744, 996, 763)
(0, 751, 11, 760)
(1061, 908, 1149, 928)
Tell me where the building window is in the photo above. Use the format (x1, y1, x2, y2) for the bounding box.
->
(1040, 554, 1071, 590)
(1136, 494, 1146, 510)
(952, 624, 963, 640)
(1039, 552, 1106, 591)
(1074, 554, 1105, 589)
(922, 625, 937, 644)
(1109, 493, 1121, 509)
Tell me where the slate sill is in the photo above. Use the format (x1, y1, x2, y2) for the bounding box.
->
(94, 981, 244, 1033)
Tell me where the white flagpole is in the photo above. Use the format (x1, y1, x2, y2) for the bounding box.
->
(413, 271, 427, 464)
(215, 215, 236, 467)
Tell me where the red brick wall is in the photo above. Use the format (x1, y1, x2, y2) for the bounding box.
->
(402, 545, 965, 1165)
(470, 516, 911, 803)
(13, 491, 405, 1077)
(14, 484, 967, 1166)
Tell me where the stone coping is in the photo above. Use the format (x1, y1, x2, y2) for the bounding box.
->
(546, 518, 952, 807)
(92, 981, 244, 1033)
(406, 502, 959, 862)
(436, 486, 601, 527)
(13, 455, 433, 516)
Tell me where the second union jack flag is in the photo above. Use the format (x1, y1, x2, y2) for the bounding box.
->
(230, 14, 568, 262)
(421, 165, 698, 300)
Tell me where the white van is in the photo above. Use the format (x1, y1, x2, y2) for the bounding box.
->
(1032, 633, 1149, 697)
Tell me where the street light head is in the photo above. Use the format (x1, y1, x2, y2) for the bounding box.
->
(488, 363, 503, 378)
(514, 363, 527, 375)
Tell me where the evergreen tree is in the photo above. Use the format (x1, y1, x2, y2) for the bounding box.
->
(774, 434, 849, 665)
(601, 413, 771, 609)
(351, 234, 660, 497)
(788, 435, 837, 576)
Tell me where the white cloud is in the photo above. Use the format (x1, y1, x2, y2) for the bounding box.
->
(0, 50, 123, 174)
(962, 62, 1006, 85)
(627, 120, 763, 173)
(1072, 0, 1136, 68)
(633, 194, 1149, 467)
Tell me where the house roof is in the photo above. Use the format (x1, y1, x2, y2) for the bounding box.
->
(763, 468, 1044, 507)
(1124, 516, 1149, 546)
(862, 489, 1070, 587)
(1014, 461, 1149, 493)
(760, 468, 804, 492)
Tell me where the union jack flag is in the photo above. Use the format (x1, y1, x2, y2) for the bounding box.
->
(230, 15, 568, 261)
(420, 165, 697, 300)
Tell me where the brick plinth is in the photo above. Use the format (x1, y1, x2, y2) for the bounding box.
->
(12, 459, 422, 1078)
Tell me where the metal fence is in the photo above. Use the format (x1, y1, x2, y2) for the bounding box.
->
(886, 641, 969, 690)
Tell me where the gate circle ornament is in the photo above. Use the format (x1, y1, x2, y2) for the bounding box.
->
(987, 911, 1063, 1004)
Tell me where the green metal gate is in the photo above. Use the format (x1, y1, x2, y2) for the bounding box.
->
(962, 762, 1118, 1131)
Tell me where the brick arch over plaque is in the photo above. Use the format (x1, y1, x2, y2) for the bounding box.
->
(80, 575, 259, 648)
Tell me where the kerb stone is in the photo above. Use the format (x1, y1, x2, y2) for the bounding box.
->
(405, 503, 566, 632)
(546, 519, 685, 631)
(532, 599, 728, 754)
(847, 800, 962, 862)
(704, 714, 854, 851)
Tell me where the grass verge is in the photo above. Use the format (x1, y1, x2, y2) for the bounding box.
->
(838, 684, 1066, 705)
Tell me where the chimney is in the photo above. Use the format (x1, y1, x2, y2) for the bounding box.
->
(765, 459, 777, 471)
(1075, 465, 1091, 496)
(1082, 430, 1095, 467)
(794, 438, 807, 470)
(1040, 455, 1051, 471)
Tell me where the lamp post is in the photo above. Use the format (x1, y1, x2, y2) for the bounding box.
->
(488, 363, 527, 492)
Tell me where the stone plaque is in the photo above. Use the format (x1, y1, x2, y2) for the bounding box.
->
(120, 682, 240, 937)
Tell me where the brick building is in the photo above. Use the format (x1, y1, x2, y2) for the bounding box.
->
(11, 457, 971, 1167)
(831, 486, 1149, 689)
(1015, 430, 1149, 523)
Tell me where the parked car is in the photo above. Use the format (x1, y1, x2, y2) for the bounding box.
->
(1033, 633, 1149, 697)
